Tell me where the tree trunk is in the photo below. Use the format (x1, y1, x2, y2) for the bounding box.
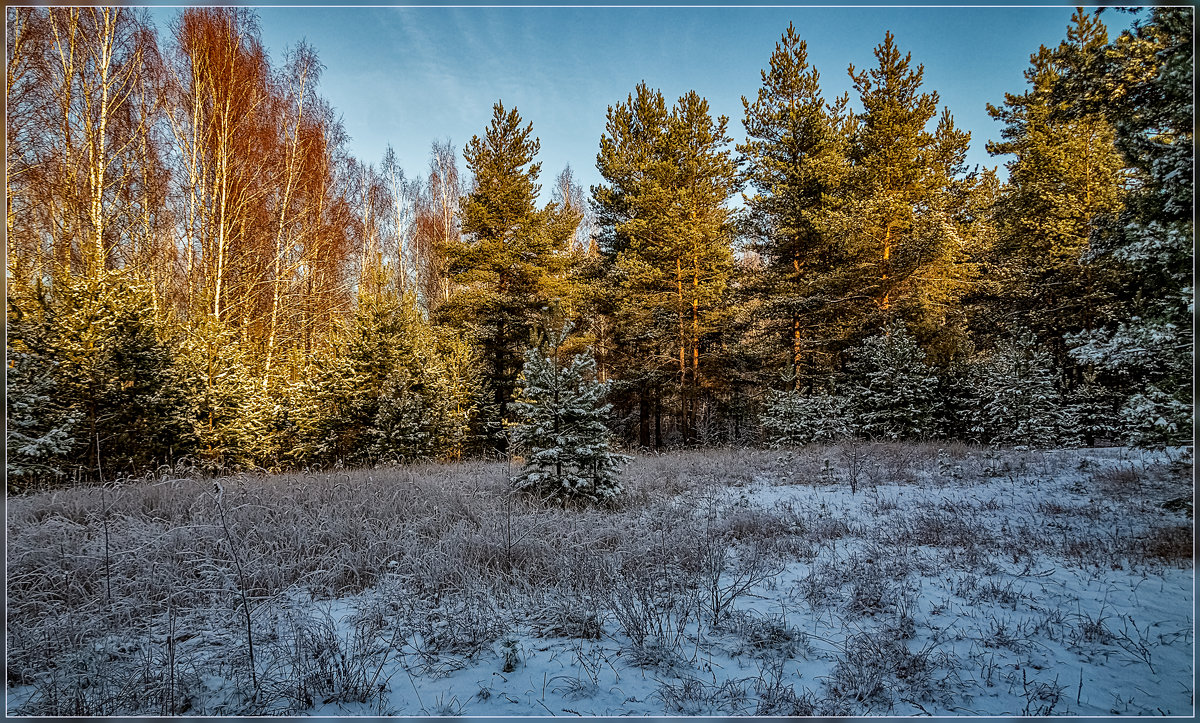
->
(676, 257, 690, 442)
(880, 222, 893, 312)
(654, 393, 663, 449)
(638, 386, 651, 448)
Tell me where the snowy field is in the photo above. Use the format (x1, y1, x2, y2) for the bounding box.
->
(6, 444, 1193, 716)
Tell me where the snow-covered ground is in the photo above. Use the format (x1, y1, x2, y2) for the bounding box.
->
(6, 445, 1193, 716)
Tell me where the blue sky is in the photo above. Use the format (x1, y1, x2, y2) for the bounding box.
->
(146, 4, 1135, 202)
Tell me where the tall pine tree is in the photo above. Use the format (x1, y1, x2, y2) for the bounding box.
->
(592, 83, 740, 444)
(833, 32, 986, 359)
(739, 23, 852, 390)
(437, 102, 571, 450)
(985, 10, 1125, 369)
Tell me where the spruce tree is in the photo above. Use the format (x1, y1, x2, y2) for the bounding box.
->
(1066, 7, 1193, 447)
(437, 102, 569, 451)
(510, 331, 627, 504)
(309, 291, 479, 467)
(177, 315, 260, 473)
(8, 271, 189, 482)
(760, 388, 851, 447)
(6, 283, 79, 488)
(739, 22, 852, 389)
(1065, 370, 1123, 448)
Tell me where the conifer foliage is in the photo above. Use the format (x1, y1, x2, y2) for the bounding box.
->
(836, 31, 985, 348)
(592, 83, 740, 444)
(760, 389, 850, 447)
(438, 102, 571, 449)
(844, 324, 941, 441)
(969, 331, 1068, 449)
(510, 330, 627, 504)
(309, 291, 479, 467)
(985, 10, 1125, 365)
(1065, 7, 1194, 447)
(7, 271, 188, 485)
(4, 8, 1193, 490)
(739, 22, 851, 388)
(7, 287, 79, 488)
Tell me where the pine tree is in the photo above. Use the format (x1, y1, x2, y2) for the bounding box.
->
(844, 323, 940, 441)
(833, 31, 984, 352)
(437, 102, 570, 451)
(985, 10, 1126, 367)
(592, 83, 740, 444)
(510, 330, 627, 504)
(739, 23, 852, 389)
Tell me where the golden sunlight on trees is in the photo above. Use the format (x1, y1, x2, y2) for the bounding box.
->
(5, 7, 1192, 485)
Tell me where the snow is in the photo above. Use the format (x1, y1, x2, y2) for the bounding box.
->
(7, 446, 1193, 716)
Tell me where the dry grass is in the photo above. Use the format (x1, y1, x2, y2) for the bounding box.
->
(5, 443, 1193, 715)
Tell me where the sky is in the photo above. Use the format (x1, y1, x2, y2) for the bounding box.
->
(145, 3, 1137, 203)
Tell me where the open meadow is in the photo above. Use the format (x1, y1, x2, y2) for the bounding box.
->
(5, 443, 1193, 716)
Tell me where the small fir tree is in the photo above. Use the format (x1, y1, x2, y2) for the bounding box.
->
(510, 334, 627, 504)
(177, 315, 260, 474)
(1117, 387, 1192, 450)
(933, 352, 982, 442)
(6, 287, 79, 488)
(9, 271, 190, 482)
(1064, 370, 1124, 447)
(844, 324, 941, 441)
(760, 388, 851, 447)
(308, 291, 479, 467)
(970, 331, 1070, 448)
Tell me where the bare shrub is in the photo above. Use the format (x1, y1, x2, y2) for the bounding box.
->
(410, 589, 508, 660)
(1090, 463, 1141, 490)
(754, 659, 817, 715)
(526, 586, 605, 640)
(258, 604, 392, 712)
(1143, 524, 1192, 561)
(824, 631, 944, 714)
(657, 675, 753, 715)
(700, 536, 786, 625)
(1017, 668, 1066, 715)
(719, 609, 810, 659)
(840, 438, 867, 493)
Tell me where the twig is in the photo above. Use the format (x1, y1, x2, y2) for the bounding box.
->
(213, 483, 259, 696)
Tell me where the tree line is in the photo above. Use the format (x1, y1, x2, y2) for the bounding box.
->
(6, 7, 1192, 488)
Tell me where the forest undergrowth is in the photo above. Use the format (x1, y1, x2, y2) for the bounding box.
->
(5, 443, 1193, 716)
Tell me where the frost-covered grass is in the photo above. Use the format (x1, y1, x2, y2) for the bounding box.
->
(5, 444, 1194, 716)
